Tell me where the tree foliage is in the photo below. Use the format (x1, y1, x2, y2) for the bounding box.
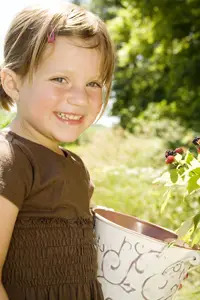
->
(90, 0, 200, 131)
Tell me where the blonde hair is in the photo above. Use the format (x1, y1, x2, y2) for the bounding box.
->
(0, 2, 115, 112)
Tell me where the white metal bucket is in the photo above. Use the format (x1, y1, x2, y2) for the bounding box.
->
(93, 207, 200, 300)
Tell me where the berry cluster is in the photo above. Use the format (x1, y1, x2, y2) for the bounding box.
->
(159, 138, 200, 250)
(192, 137, 200, 153)
(165, 137, 200, 164)
(165, 147, 183, 164)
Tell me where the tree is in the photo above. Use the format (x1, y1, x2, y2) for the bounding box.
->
(91, 0, 200, 131)
(90, 0, 123, 21)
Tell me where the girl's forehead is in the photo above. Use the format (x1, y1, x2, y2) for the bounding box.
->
(38, 36, 102, 76)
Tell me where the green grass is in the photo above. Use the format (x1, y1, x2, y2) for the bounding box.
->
(66, 126, 200, 300)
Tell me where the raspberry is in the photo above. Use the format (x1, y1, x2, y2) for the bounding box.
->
(175, 147, 183, 154)
(165, 155, 175, 164)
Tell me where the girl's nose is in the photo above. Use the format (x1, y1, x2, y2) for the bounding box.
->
(66, 87, 88, 106)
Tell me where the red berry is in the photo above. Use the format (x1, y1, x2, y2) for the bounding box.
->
(165, 155, 175, 164)
(175, 147, 183, 154)
(178, 284, 183, 290)
(184, 273, 189, 279)
(198, 148, 200, 153)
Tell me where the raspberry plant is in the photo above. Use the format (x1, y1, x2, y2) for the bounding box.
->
(154, 138, 200, 248)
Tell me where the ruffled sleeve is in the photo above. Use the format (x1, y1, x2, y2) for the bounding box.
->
(0, 137, 33, 209)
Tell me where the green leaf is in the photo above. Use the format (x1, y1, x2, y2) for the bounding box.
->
(185, 151, 195, 164)
(189, 167, 200, 177)
(153, 171, 170, 184)
(177, 166, 185, 176)
(187, 175, 200, 194)
(160, 189, 171, 213)
(190, 157, 200, 168)
(191, 234, 200, 248)
(176, 218, 193, 239)
(193, 213, 200, 231)
(169, 169, 178, 183)
(191, 213, 200, 247)
(174, 153, 182, 163)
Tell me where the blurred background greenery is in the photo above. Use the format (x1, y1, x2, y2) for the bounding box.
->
(1, 0, 200, 298)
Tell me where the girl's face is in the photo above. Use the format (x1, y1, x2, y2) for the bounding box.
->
(15, 36, 103, 147)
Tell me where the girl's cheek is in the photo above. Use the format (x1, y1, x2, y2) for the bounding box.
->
(51, 86, 70, 100)
(92, 95, 103, 114)
(95, 90, 103, 107)
(88, 89, 102, 101)
(38, 86, 65, 105)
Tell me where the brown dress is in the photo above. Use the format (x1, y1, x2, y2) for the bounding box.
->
(0, 130, 104, 300)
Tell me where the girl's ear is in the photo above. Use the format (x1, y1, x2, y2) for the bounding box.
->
(0, 68, 21, 104)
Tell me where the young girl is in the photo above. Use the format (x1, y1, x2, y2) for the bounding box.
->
(0, 2, 115, 299)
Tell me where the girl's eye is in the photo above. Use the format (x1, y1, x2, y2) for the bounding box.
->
(52, 77, 67, 84)
(87, 82, 102, 88)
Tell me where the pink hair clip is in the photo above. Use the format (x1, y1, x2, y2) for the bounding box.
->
(47, 27, 56, 43)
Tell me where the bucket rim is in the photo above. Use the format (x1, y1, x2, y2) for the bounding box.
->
(93, 207, 197, 251)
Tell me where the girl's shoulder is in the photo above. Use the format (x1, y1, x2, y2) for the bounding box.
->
(0, 130, 34, 209)
(0, 129, 33, 164)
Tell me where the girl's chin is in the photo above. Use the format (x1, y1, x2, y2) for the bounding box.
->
(53, 133, 80, 144)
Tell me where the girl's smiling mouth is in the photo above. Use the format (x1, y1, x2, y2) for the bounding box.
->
(55, 112, 84, 123)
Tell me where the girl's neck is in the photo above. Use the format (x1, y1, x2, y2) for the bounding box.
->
(9, 119, 65, 156)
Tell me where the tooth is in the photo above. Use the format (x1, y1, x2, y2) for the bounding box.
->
(57, 112, 81, 120)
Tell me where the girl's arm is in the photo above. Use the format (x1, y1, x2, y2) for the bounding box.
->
(0, 195, 19, 299)
(0, 283, 9, 300)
